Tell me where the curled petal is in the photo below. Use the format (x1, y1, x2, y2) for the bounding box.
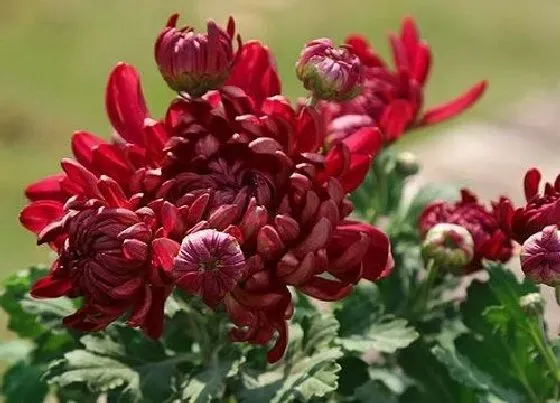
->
(31, 276, 72, 298)
(418, 81, 488, 127)
(524, 168, 541, 202)
(25, 174, 67, 202)
(71, 130, 105, 168)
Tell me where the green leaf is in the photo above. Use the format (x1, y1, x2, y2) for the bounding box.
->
(181, 358, 239, 403)
(47, 350, 141, 402)
(338, 318, 418, 354)
(239, 314, 342, 403)
(0, 340, 33, 363)
(432, 344, 522, 403)
(335, 281, 382, 336)
(354, 380, 398, 403)
(1, 361, 48, 403)
(368, 367, 414, 395)
(0, 267, 49, 338)
(457, 262, 555, 401)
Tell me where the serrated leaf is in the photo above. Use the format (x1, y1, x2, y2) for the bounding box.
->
(46, 350, 141, 402)
(338, 318, 418, 354)
(181, 358, 238, 403)
(335, 281, 382, 336)
(0, 267, 49, 338)
(368, 368, 414, 395)
(432, 344, 522, 403)
(239, 314, 342, 403)
(1, 360, 48, 403)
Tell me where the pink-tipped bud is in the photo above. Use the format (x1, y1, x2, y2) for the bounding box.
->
(520, 225, 560, 287)
(422, 223, 474, 274)
(155, 14, 237, 96)
(173, 229, 247, 306)
(296, 39, 362, 101)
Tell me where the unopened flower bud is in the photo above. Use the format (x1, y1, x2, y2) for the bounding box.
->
(519, 293, 544, 315)
(296, 39, 362, 101)
(395, 152, 420, 177)
(520, 225, 560, 287)
(155, 14, 237, 96)
(422, 223, 474, 273)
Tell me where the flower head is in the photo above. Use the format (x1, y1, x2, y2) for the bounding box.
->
(506, 168, 560, 244)
(296, 39, 362, 101)
(520, 225, 560, 287)
(320, 17, 487, 144)
(155, 14, 238, 96)
(21, 31, 392, 362)
(422, 223, 474, 273)
(419, 189, 514, 273)
(173, 229, 246, 307)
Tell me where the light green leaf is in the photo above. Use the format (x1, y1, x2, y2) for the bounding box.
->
(338, 318, 418, 354)
(0, 340, 33, 363)
(46, 350, 141, 402)
(181, 359, 239, 403)
(239, 314, 342, 403)
(432, 344, 522, 403)
(368, 368, 414, 395)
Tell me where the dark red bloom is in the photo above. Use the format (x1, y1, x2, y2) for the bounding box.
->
(296, 39, 362, 101)
(21, 18, 393, 363)
(505, 168, 560, 244)
(418, 189, 514, 273)
(155, 14, 239, 96)
(321, 17, 487, 144)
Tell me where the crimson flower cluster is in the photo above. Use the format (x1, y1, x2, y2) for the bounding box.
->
(319, 17, 487, 147)
(20, 14, 394, 362)
(418, 190, 514, 274)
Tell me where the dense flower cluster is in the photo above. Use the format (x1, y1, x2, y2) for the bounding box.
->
(20, 13, 398, 362)
(319, 17, 487, 147)
(418, 190, 514, 273)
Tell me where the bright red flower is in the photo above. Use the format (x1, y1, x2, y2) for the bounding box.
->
(505, 168, 560, 244)
(321, 17, 487, 144)
(418, 189, 514, 273)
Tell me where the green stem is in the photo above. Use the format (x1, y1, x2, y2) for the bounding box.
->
(529, 316, 560, 386)
(411, 259, 437, 316)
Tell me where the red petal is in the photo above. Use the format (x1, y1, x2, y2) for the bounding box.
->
(295, 106, 324, 153)
(344, 35, 386, 68)
(31, 276, 72, 298)
(419, 80, 488, 126)
(20, 201, 64, 234)
(226, 41, 281, 108)
(340, 154, 372, 193)
(105, 62, 150, 147)
(61, 158, 101, 199)
(266, 320, 288, 363)
(524, 168, 541, 202)
(412, 42, 431, 86)
(299, 277, 352, 301)
(71, 130, 105, 168)
(388, 33, 409, 73)
(380, 100, 415, 142)
(152, 238, 180, 273)
(25, 174, 67, 202)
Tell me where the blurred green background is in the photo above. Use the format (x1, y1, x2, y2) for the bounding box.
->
(0, 0, 558, 279)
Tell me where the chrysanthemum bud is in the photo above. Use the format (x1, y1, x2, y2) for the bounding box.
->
(519, 293, 544, 316)
(296, 39, 362, 101)
(520, 225, 560, 287)
(395, 152, 420, 177)
(154, 14, 237, 96)
(422, 223, 474, 273)
(173, 229, 246, 307)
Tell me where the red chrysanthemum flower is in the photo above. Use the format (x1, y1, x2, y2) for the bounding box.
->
(20, 15, 393, 363)
(504, 168, 560, 244)
(320, 17, 487, 145)
(418, 189, 514, 273)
